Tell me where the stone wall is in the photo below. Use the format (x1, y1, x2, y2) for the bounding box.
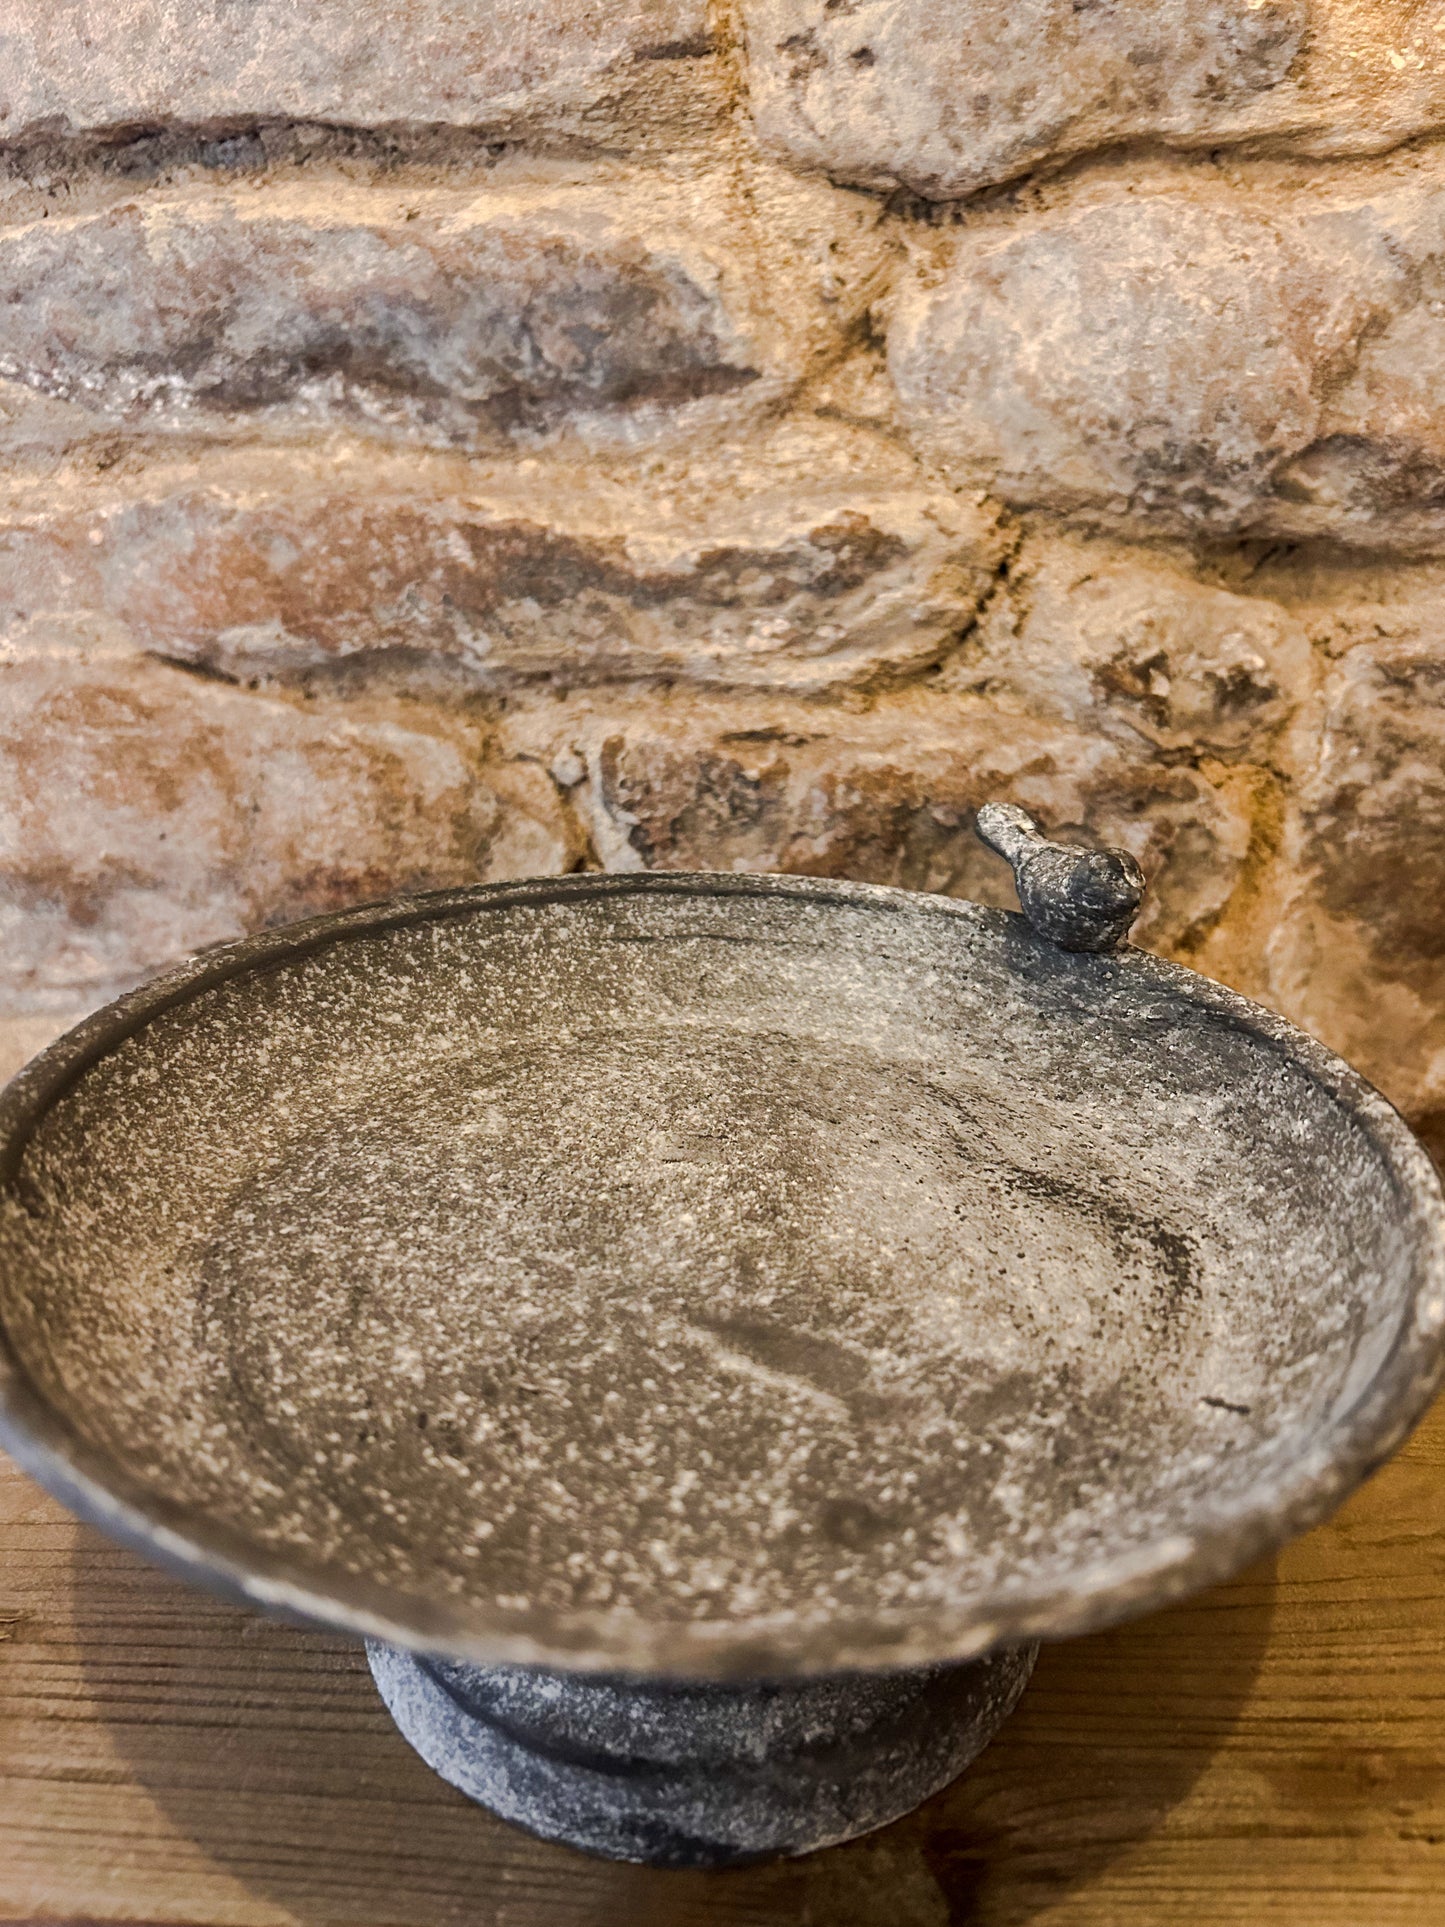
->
(0, 1, 1441, 1149)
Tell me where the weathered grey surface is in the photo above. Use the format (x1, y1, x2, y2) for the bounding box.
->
(4, 3, 1445, 1891)
(743, 0, 1445, 199)
(0, 169, 883, 449)
(975, 804, 1144, 953)
(368, 1641, 1036, 1864)
(0, 1, 717, 148)
(888, 158, 1445, 546)
(1, 873, 1441, 1679)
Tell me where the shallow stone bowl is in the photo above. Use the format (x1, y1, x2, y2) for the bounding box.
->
(2, 822, 1443, 1865)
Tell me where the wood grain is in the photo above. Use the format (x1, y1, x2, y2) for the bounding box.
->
(1, 1391, 1443, 1927)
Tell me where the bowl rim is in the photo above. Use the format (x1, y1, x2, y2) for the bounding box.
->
(2, 868, 1443, 1680)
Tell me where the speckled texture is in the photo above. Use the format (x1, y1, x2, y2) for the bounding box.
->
(367, 1639, 1035, 1864)
(1, 872, 1442, 1679)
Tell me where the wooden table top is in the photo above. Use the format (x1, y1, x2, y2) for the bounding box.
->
(1, 1383, 1442, 1927)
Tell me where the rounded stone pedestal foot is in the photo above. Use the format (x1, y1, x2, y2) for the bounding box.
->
(367, 1640, 1036, 1867)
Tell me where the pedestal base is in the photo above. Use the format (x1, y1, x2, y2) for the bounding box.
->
(367, 1640, 1036, 1867)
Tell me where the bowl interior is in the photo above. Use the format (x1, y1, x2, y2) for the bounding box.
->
(0, 877, 1439, 1672)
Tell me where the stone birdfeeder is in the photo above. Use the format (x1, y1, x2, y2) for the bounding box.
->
(1, 811, 1442, 1865)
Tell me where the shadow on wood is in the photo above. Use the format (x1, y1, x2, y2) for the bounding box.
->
(65, 1533, 1275, 1926)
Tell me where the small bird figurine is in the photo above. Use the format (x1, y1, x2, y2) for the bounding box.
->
(975, 802, 1145, 953)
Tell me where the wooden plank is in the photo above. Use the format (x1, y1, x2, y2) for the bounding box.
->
(2, 1389, 1444, 1926)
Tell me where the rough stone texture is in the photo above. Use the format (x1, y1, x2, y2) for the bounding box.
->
(0, 1, 717, 148)
(940, 536, 1445, 1120)
(367, 1643, 1036, 1863)
(743, 0, 1445, 200)
(888, 158, 1445, 546)
(1272, 629, 1445, 1123)
(0, 169, 884, 449)
(0, 654, 579, 1011)
(0, 1013, 75, 1087)
(5, 4, 1445, 1858)
(0, 426, 1004, 694)
(941, 532, 1313, 762)
(0, 10, 1442, 1151)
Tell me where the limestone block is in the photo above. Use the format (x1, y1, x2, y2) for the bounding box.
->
(0, 1, 713, 146)
(0, 656, 579, 1006)
(943, 533, 1315, 759)
(0, 426, 1003, 695)
(744, 0, 1445, 200)
(0, 169, 884, 447)
(0, 1010, 78, 1083)
(1269, 630, 1445, 1121)
(888, 164, 1445, 545)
